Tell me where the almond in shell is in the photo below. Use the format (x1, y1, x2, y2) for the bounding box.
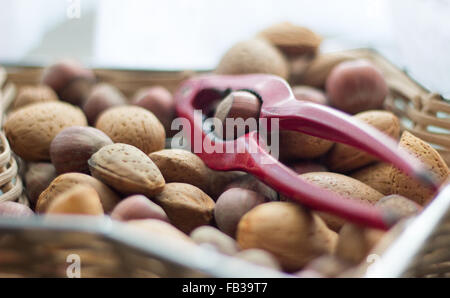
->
(153, 183, 215, 234)
(326, 111, 400, 172)
(149, 149, 243, 198)
(258, 22, 322, 56)
(95, 106, 165, 155)
(37, 173, 120, 213)
(237, 202, 337, 272)
(351, 163, 392, 195)
(88, 143, 165, 197)
(390, 131, 449, 205)
(4, 101, 88, 161)
(46, 185, 104, 216)
(297, 172, 384, 231)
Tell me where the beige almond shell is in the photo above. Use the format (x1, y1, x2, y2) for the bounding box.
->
(88, 143, 165, 197)
(153, 183, 215, 234)
(350, 163, 393, 195)
(4, 101, 88, 161)
(326, 111, 400, 172)
(237, 202, 337, 272)
(128, 219, 194, 244)
(149, 149, 210, 192)
(36, 173, 120, 213)
(215, 38, 289, 79)
(13, 85, 59, 110)
(390, 131, 449, 205)
(376, 194, 422, 219)
(46, 185, 104, 216)
(279, 131, 334, 160)
(95, 106, 165, 155)
(149, 149, 243, 198)
(299, 172, 384, 231)
(258, 22, 322, 56)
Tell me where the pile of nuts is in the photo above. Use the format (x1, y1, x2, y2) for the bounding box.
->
(0, 22, 449, 277)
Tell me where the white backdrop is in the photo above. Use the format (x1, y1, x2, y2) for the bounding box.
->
(0, 0, 449, 97)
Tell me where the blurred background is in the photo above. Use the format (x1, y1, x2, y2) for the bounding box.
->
(0, 0, 449, 98)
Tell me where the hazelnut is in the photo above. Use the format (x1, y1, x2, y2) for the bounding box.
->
(41, 60, 95, 106)
(50, 126, 113, 174)
(25, 162, 57, 205)
(215, 188, 266, 237)
(132, 86, 175, 134)
(83, 83, 127, 124)
(111, 195, 169, 222)
(213, 91, 260, 140)
(0, 202, 34, 217)
(326, 59, 388, 114)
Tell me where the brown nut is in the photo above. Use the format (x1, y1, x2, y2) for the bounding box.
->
(237, 202, 337, 272)
(83, 83, 127, 125)
(190, 226, 239, 255)
(298, 51, 359, 88)
(0, 202, 34, 217)
(88, 143, 165, 197)
(41, 60, 95, 106)
(234, 249, 281, 271)
(297, 172, 384, 231)
(376, 194, 422, 219)
(279, 131, 334, 160)
(288, 161, 328, 175)
(149, 149, 242, 198)
(25, 162, 57, 205)
(351, 162, 393, 195)
(326, 59, 388, 114)
(128, 219, 194, 243)
(335, 223, 385, 264)
(4, 102, 88, 161)
(213, 91, 260, 140)
(149, 149, 209, 191)
(46, 185, 104, 216)
(326, 110, 400, 172)
(224, 174, 278, 201)
(214, 188, 266, 237)
(37, 173, 120, 213)
(111, 195, 169, 222)
(50, 126, 113, 174)
(216, 38, 289, 79)
(13, 85, 59, 110)
(258, 22, 322, 56)
(96, 106, 165, 155)
(132, 86, 175, 134)
(153, 183, 215, 234)
(288, 55, 315, 85)
(292, 85, 328, 105)
(390, 131, 449, 205)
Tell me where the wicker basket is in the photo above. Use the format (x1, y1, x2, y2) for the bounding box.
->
(0, 49, 449, 277)
(0, 67, 27, 206)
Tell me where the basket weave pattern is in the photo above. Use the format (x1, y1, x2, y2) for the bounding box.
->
(0, 67, 27, 205)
